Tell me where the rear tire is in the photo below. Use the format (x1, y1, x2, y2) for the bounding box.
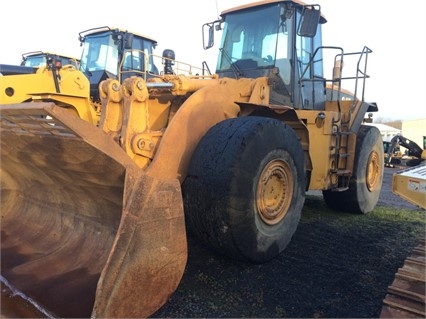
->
(182, 116, 306, 263)
(323, 125, 384, 214)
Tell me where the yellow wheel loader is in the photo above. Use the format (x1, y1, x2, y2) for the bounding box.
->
(1, 2, 383, 318)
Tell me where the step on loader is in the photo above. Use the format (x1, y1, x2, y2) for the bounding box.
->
(1, 2, 383, 317)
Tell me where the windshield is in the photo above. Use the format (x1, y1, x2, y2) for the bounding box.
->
(22, 56, 45, 67)
(80, 32, 118, 74)
(217, 4, 287, 72)
(22, 54, 78, 68)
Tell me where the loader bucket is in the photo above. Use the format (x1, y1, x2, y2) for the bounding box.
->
(0, 102, 187, 318)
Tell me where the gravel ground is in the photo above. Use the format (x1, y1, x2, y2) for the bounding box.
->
(2, 166, 425, 318)
(151, 165, 424, 318)
(151, 173, 424, 318)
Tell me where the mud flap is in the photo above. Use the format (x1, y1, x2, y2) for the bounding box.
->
(0, 102, 187, 318)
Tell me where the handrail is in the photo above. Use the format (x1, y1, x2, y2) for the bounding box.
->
(299, 45, 372, 105)
(118, 49, 215, 83)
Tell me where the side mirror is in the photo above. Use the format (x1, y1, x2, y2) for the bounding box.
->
(298, 5, 321, 37)
(202, 19, 222, 50)
(124, 33, 134, 49)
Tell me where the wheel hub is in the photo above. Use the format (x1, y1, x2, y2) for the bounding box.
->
(366, 150, 381, 192)
(256, 159, 293, 225)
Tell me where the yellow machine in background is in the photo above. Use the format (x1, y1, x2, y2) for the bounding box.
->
(385, 134, 425, 209)
(392, 164, 426, 209)
(20, 51, 80, 68)
(1, 2, 384, 318)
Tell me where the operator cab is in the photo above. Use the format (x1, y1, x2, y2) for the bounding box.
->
(79, 27, 159, 102)
(21, 51, 80, 68)
(204, 0, 326, 110)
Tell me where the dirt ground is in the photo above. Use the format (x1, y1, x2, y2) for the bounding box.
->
(151, 166, 424, 318)
(1, 166, 425, 318)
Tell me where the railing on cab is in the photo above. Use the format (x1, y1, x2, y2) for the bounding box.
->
(118, 49, 215, 84)
(299, 45, 372, 110)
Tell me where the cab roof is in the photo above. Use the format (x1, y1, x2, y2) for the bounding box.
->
(220, 0, 327, 23)
(22, 51, 77, 59)
(79, 26, 158, 45)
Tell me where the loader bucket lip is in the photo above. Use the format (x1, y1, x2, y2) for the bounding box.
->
(1, 102, 187, 318)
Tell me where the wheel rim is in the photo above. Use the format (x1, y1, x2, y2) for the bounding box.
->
(366, 150, 381, 192)
(256, 159, 293, 225)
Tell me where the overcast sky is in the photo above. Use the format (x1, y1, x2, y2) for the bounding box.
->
(1, 0, 425, 121)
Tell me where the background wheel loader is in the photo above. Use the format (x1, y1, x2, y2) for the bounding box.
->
(1, 1, 384, 317)
(20, 51, 80, 69)
(0, 52, 79, 76)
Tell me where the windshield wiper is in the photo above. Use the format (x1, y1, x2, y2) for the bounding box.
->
(220, 48, 243, 78)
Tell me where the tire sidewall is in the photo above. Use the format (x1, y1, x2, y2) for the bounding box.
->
(225, 118, 306, 262)
(352, 125, 384, 213)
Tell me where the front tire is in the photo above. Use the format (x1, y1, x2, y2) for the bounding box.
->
(323, 125, 384, 214)
(182, 116, 306, 263)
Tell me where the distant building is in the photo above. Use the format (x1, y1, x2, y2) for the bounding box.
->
(401, 118, 426, 149)
(364, 123, 401, 142)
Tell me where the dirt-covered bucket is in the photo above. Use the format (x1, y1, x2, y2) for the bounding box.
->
(0, 102, 187, 318)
